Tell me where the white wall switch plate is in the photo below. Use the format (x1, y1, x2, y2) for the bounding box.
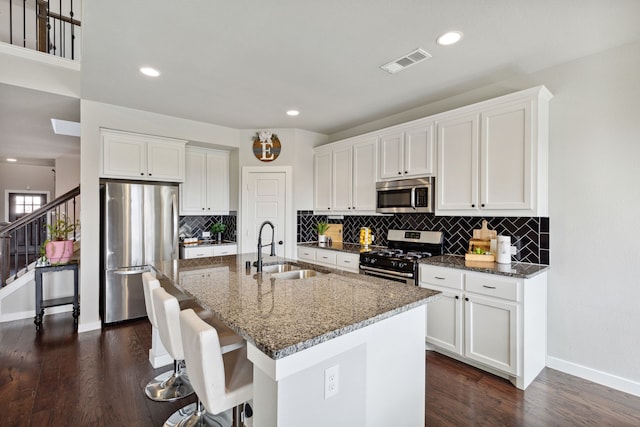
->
(202, 231, 211, 238)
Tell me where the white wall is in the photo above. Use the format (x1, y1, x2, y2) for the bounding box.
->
(54, 154, 80, 195)
(0, 163, 55, 222)
(329, 41, 640, 393)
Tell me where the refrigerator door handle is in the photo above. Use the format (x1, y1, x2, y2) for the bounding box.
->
(172, 191, 179, 259)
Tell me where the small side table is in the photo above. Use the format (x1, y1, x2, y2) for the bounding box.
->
(34, 261, 79, 331)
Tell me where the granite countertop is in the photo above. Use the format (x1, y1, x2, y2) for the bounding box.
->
(420, 255, 549, 279)
(152, 253, 439, 360)
(297, 241, 384, 254)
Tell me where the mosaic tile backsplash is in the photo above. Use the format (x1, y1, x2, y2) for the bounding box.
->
(179, 212, 237, 242)
(297, 211, 549, 265)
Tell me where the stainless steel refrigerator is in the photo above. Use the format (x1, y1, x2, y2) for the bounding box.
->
(100, 180, 178, 324)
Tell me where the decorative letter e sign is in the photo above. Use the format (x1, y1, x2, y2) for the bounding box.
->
(252, 131, 281, 162)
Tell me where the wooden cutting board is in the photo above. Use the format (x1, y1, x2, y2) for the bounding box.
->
(472, 220, 497, 241)
(325, 224, 343, 243)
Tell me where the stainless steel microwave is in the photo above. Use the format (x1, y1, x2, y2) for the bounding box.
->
(376, 177, 434, 214)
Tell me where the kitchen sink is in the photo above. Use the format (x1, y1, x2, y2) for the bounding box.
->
(261, 263, 301, 273)
(271, 269, 321, 280)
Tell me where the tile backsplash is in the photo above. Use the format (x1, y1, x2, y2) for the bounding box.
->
(179, 212, 237, 241)
(297, 211, 549, 265)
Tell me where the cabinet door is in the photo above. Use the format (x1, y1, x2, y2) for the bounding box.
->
(102, 132, 147, 178)
(351, 137, 377, 211)
(464, 293, 518, 374)
(436, 113, 479, 211)
(180, 149, 208, 214)
(481, 100, 533, 210)
(378, 131, 404, 180)
(147, 140, 185, 182)
(206, 150, 230, 214)
(181, 245, 216, 259)
(315, 249, 337, 266)
(425, 287, 463, 355)
(404, 122, 434, 177)
(313, 149, 332, 212)
(331, 144, 353, 211)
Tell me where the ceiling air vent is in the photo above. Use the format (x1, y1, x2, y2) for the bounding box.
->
(380, 48, 432, 74)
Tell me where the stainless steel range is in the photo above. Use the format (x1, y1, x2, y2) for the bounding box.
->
(359, 229, 444, 285)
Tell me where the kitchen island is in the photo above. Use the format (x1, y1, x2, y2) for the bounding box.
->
(152, 253, 440, 427)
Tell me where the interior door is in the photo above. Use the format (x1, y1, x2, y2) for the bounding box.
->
(245, 171, 286, 257)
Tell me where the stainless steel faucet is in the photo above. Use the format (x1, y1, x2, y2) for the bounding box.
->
(256, 221, 276, 272)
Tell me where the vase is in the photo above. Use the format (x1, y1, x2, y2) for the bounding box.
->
(216, 232, 222, 243)
(46, 240, 74, 264)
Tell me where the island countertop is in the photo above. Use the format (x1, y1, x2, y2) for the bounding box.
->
(152, 253, 440, 360)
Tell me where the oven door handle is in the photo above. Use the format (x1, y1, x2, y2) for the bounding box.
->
(411, 187, 416, 210)
(359, 265, 414, 278)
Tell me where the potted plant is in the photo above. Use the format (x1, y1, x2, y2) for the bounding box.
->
(210, 222, 226, 243)
(316, 221, 330, 244)
(43, 214, 79, 264)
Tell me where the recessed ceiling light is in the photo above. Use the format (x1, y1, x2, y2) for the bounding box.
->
(436, 31, 463, 46)
(140, 67, 161, 77)
(286, 110, 300, 116)
(6, 158, 17, 162)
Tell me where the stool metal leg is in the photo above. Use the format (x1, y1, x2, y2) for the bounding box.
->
(164, 400, 233, 427)
(145, 359, 194, 402)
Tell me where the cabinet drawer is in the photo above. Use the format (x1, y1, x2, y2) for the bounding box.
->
(212, 244, 237, 256)
(336, 253, 359, 271)
(315, 250, 337, 265)
(298, 248, 316, 261)
(181, 246, 215, 259)
(465, 273, 520, 301)
(419, 265, 463, 290)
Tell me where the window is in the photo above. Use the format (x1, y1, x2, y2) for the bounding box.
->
(14, 195, 43, 215)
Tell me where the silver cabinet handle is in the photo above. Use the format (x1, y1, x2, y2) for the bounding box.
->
(434, 276, 445, 280)
(482, 285, 497, 289)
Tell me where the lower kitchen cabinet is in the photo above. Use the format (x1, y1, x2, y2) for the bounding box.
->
(180, 243, 237, 259)
(296, 246, 359, 273)
(419, 264, 547, 389)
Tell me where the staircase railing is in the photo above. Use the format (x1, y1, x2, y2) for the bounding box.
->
(2, 0, 82, 61)
(0, 185, 80, 286)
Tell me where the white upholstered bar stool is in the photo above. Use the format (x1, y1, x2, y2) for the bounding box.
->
(150, 286, 196, 404)
(142, 272, 188, 402)
(166, 308, 253, 427)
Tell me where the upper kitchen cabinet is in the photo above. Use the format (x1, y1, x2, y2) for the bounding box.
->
(313, 135, 378, 214)
(436, 86, 552, 217)
(378, 120, 435, 180)
(101, 129, 187, 182)
(180, 147, 229, 215)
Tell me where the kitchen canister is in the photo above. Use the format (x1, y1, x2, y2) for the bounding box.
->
(496, 235, 512, 264)
(359, 227, 373, 246)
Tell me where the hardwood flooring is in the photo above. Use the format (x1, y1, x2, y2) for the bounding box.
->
(1, 313, 639, 426)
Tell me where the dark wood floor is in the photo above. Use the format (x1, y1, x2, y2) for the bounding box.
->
(1, 313, 639, 427)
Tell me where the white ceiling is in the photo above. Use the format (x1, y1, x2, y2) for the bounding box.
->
(4, 0, 640, 163)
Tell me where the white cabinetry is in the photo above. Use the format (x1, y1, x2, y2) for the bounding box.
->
(436, 86, 551, 216)
(180, 147, 229, 215)
(101, 129, 186, 182)
(180, 243, 237, 259)
(378, 120, 434, 180)
(296, 247, 359, 273)
(419, 264, 547, 389)
(313, 135, 377, 214)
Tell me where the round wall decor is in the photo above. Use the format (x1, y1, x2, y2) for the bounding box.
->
(252, 131, 281, 162)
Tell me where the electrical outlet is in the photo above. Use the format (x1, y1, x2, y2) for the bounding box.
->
(202, 231, 211, 239)
(324, 365, 339, 399)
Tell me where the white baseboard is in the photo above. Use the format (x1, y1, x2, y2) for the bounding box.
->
(0, 305, 71, 323)
(546, 356, 640, 397)
(78, 320, 102, 333)
(149, 350, 173, 369)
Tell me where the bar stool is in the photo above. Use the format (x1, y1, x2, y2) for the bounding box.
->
(150, 286, 196, 403)
(169, 308, 253, 427)
(142, 272, 186, 402)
